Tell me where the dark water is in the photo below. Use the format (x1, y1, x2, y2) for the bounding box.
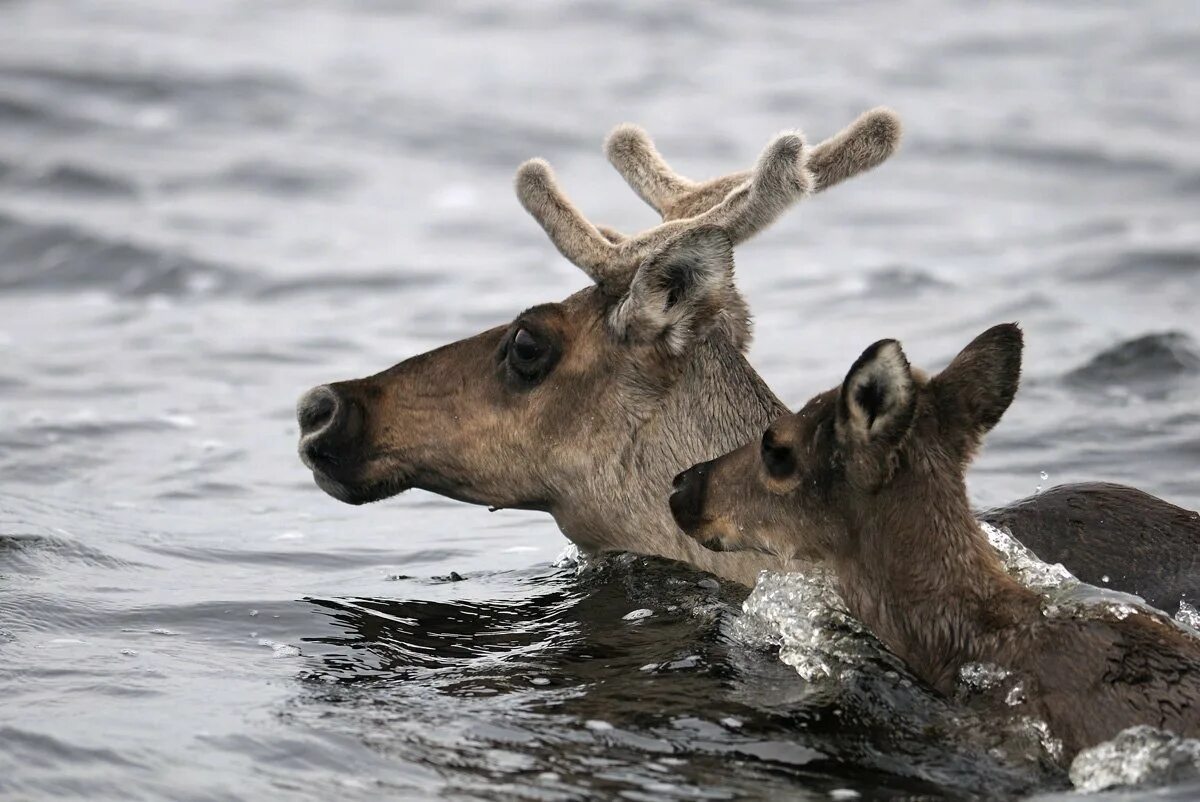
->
(1, 1, 1198, 799)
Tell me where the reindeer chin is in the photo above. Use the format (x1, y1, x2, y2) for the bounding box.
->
(312, 470, 409, 506)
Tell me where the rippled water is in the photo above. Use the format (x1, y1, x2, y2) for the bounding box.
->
(2, 1, 1199, 799)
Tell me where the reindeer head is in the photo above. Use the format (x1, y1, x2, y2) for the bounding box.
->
(670, 324, 1024, 563)
(296, 109, 901, 563)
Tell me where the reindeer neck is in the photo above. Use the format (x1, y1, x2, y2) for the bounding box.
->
(657, 333, 786, 466)
(559, 332, 790, 585)
(636, 336, 792, 584)
(835, 473, 1041, 692)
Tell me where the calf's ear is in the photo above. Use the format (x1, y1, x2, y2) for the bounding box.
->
(932, 323, 1023, 453)
(836, 338, 917, 489)
(609, 226, 745, 355)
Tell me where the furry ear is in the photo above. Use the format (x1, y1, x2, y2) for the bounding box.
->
(836, 339, 916, 488)
(838, 339, 917, 446)
(608, 226, 744, 355)
(932, 323, 1023, 446)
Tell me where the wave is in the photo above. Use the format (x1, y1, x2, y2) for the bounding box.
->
(0, 211, 245, 296)
(1066, 332, 1200, 387)
(0, 62, 307, 131)
(1068, 247, 1200, 282)
(0, 210, 452, 299)
(160, 160, 353, 198)
(0, 158, 138, 197)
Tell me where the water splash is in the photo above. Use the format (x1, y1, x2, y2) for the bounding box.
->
(734, 568, 886, 683)
(980, 522, 1076, 592)
(257, 638, 300, 658)
(1069, 726, 1200, 792)
(958, 662, 1012, 691)
(1177, 600, 1200, 631)
(552, 542, 583, 569)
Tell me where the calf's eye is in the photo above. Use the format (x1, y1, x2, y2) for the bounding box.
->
(762, 430, 796, 479)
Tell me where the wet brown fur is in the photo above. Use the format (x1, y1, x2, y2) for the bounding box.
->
(673, 324, 1200, 760)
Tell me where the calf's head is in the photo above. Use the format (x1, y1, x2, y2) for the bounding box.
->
(297, 110, 901, 556)
(671, 324, 1024, 562)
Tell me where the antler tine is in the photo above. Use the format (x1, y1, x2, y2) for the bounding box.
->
(603, 124, 696, 218)
(611, 131, 813, 270)
(695, 130, 813, 244)
(806, 106, 901, 192)
(516, 114, 897, 290)
(604, 107, 902, 222)
(516, 133, 813, 290)
(514, 158, 618, 283)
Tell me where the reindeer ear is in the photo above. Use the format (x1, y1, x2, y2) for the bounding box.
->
(837, 339, 916, 447)
(609, 226, 742, 355)
(932, 323, 1023, 445)
(836, 339, 916, 488)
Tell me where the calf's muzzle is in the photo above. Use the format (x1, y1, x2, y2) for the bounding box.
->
(669, 460, 712, 535)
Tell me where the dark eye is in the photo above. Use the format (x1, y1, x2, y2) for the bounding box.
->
(512, 328, 544, 363)
(762, 429, 796, 479)
(505, 326, 557, 384)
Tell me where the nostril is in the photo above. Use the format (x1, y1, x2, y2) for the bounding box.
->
(297, 386, 339, 437)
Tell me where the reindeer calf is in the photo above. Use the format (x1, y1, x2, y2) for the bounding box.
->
(671, 324, 1200, 760)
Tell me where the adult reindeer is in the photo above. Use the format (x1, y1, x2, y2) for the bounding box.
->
(296, 110, 1198, 606)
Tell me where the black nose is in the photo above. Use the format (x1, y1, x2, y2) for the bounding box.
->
(297, 384, 364, 472)
(297, 385, 340, 438)
(669, 461, 710, 534)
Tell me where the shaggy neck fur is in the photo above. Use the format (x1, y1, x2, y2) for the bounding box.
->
(555, 331, 793, 585)
(835, 464, 1042, 693)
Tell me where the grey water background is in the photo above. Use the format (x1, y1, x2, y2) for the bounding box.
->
(1, 1, 1198, 799)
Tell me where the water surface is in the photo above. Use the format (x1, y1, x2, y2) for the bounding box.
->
(1, 1, 1199, 799)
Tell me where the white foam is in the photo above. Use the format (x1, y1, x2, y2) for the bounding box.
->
(1069, 726, 1200, 792)
(257, 638, 300, 658)
(551, 542, 583, 569)
(980, 521, 1075, 592)
(1177, 600, 1200, 631)
(735, 568, 883, 683)
(958, 661, 1012, 691)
